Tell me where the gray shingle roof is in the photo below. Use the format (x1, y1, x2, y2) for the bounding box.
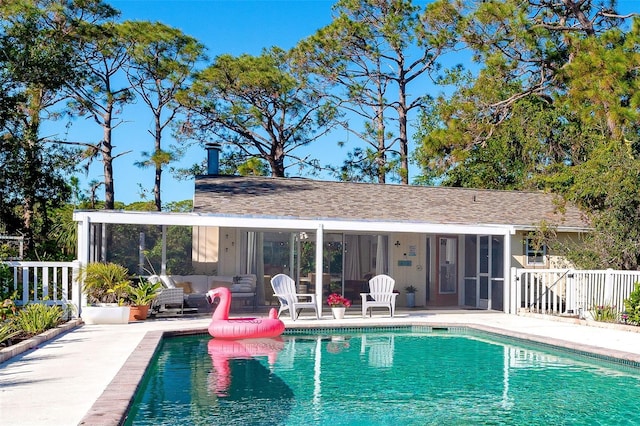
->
(194, 175, 589, 230)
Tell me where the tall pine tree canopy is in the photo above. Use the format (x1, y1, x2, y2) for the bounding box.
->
(415, 1, 639, 268)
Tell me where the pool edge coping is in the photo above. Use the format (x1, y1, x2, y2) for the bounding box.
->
(79, 321, 640, 426)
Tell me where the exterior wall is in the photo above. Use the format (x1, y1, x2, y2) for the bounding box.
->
(548, 233, 578, 269)
(388, 233, 429, 307)
(510, 233, 526, 269)
(191, 227, 243, 275)
(217, 227, 238, 276)
(192, 226, 219, 274)
(191, 226, 584, 310)
(510, 231, 578, 270)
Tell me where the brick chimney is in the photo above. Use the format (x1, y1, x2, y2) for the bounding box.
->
(205, 142, 221, 175)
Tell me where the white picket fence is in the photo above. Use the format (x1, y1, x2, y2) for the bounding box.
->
(511, 267, 640, 317)
(1, 261, 81, 318)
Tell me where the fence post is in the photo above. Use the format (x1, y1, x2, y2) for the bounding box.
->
(72, 261, 82, 318)
(565, 270, 575, 314)
(510, 267, 518, 314)
(604, 268, 613, 306)
(21, 267, 29, 304)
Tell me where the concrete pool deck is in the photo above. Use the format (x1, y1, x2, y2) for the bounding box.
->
(3, 309, 640, 425)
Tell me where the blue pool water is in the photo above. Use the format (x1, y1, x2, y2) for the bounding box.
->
(125, 329, 640, 425)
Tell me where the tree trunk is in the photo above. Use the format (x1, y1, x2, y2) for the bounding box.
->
(398, 77, 409, 185)
(22, 131, 38, 254)
(270, 142, 286, 177)
(376, 109, 386, 184)
(21, 89, 44, 254)
(102, 105, 115, 210)
(154, 114, 162, 211)
(270, 159, 286, 177)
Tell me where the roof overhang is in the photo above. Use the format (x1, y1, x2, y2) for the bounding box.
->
(74, 210, 577, 236)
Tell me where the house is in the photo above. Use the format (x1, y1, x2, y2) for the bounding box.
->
(73, 146, 590, 314)
(190, 175, 589, 311)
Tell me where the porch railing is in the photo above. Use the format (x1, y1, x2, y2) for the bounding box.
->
(511, 267, 640, 317)
(1, 261, 81, 318)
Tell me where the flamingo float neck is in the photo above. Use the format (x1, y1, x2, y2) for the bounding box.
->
(208, 287, 232, 321)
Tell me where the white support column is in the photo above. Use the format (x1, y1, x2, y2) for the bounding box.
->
(77, 217, 90, 266)
(315, 224, 324, 315)
(296, 234, 301, 283)
(289, 233, 295, 277)
(77, 217, 92, 316)
(256, 232, 265, 305)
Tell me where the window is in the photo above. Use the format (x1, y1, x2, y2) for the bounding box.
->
(525, 237, 546, 265)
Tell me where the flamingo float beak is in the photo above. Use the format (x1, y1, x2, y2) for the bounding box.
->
(206, 290, 217, 305)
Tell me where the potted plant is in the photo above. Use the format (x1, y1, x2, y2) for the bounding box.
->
(127, 279, 162, 321)
(79, 262, 132, 325)
(405, 285, 418, 308)
(327, 293, 351, 319)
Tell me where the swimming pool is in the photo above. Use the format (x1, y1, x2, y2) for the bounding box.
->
(125, 328, 640, 425)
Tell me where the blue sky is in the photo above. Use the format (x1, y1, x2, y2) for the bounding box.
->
(57, 0, 638, 206)
(62, 0, 342, 205)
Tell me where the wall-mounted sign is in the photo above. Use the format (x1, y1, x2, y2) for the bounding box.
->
(408, 245, 417, 256)
(398, 260, 412, 267)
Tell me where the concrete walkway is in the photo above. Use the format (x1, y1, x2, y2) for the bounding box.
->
(2, 310, 640, 425)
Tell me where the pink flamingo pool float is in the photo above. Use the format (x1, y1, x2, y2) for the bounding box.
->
(206, 287, 285, 339)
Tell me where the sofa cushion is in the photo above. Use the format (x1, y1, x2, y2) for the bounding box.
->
(209, 276, 234, 289)
(169, 275, 208, 293)
(168, 274, 257, 295)
(230, 283, 253, 293)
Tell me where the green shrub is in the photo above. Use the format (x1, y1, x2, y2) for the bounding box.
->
(0, 321, 19, 346)
(592, 304, 617, 322)
(0, 296, 17, 321)
(79, 262, 131, 305)
(0, 263, 14, 300)
(624, 283, 640, 325)
(127, 278, 162, 306)
(13, 303, 64, 336)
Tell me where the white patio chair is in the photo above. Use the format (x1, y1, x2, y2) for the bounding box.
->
(149, 275, 184, 314)
(361, 274, 397, 318)
(270, 274, 319, 321)
(152, 288, 184, 314)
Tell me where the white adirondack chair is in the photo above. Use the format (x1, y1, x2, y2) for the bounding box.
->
(270, 274, 319, 321)
(361, 274, 397, 318)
